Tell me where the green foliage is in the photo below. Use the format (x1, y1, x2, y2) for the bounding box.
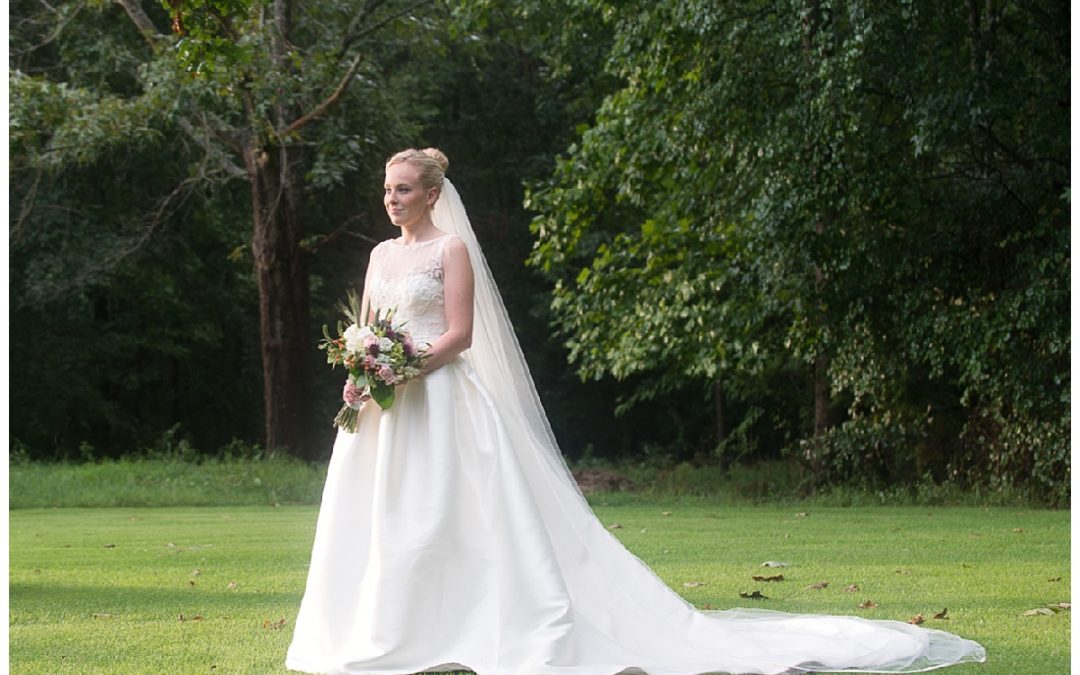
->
(164, 0, 262, 75)
(9, 154, 262, 456)
(7, 0, 1068, 494)
(7, 0, 449, 459)
(9, 455, 327, 509)
(526, 1, 1069, 499)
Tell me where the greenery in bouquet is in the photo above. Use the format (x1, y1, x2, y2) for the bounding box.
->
(319, 292, 426, 432)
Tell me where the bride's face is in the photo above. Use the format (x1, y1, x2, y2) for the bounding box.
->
(384, 163, 435, 229)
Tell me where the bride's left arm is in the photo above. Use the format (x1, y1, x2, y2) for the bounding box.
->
(420, 237, 474, 374)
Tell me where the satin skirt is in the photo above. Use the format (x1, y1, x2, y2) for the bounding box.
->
(285, 358, 985, 675)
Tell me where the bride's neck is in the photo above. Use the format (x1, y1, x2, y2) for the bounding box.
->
(398, 214, 439, 244)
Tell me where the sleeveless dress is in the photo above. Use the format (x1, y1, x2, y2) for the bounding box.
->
(285, 234, 985, 675)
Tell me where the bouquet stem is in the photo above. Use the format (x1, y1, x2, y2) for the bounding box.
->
(333, 404, 361, 433)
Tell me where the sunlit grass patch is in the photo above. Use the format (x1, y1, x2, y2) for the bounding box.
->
(9, 505, 1068, 673)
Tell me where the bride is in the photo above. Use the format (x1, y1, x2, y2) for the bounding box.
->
(285, 148, 986, 675)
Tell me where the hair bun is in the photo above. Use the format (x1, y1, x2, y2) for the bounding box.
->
(421, 147, 449, 173)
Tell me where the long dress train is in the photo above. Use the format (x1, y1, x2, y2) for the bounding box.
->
(286, 197, 985, 675)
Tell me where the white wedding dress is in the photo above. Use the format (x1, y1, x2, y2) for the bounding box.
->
(286, 183, 985, 675)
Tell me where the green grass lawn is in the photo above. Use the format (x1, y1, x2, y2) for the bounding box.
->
(9, 504, 1069, 674)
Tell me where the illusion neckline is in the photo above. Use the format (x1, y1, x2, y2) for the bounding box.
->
(390, 233, 451, 248)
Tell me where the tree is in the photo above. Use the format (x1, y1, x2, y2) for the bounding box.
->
(10, 0, 269, 457)
(527, 1, 1069, 499)
(12, 0, 441, 458)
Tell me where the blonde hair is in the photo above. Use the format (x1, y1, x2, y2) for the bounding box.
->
(385, 148, 449, 202)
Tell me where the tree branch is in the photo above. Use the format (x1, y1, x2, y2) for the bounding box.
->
(177, 117, 248, 180)
(279, 50, 366, 137)
(114, 0, 167, 51)
(305, 213, 380, 253)
(198, 111, 246, 156)
(280, 0, 435, 137)
(11, 1, 85, 57)
(14, 166, 207, 309)
(339, 0, 386, 58)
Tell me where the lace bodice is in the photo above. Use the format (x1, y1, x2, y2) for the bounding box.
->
(367, 235, 453, 345)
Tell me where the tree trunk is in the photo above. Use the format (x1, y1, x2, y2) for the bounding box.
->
(714, 380, 728, 443)
(813, 351, 830, 437)
(803, 0, 832, 482)
(246, 142, 313, 458)
(714, 380, 729, 471)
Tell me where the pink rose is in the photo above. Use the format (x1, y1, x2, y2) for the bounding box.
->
(363, 355, 378, 371)
(377, 365, 397, 385)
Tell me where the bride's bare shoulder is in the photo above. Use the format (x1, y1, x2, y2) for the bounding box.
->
(442, 235, 471, 263)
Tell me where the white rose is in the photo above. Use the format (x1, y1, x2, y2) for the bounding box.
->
(343, 324, 370, 353)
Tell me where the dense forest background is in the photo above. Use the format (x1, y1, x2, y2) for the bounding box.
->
(9, 0, 1070, 504)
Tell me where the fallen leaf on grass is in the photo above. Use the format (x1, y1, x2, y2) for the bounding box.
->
(1012, 528, 1024, 533)
(661, 512, 672, 517)
(739, 591, 768, 600)
(761, 561, 789, 568)
(103, 544, 116, 549)
(178, 614, 204, 622)
(933, 607, 949, 620)
(188, 580, 196, 587)
(857, 600, 878, 609)
(844, 584, 860, 593)
(805, 581, 829, 590)
(794, 512, 808, 518)
(1047, 577, 1062, 582)
(683, 581, 706, 588)
(263, 618, 287, 630)
(607, 523, 622, 530)
(1055, 602, 1071, 610)
(700, 603, 714, 610)
(92, 613, 113, 619)
(227, 582, 238, 590)
(908, 614, 925, 625)
(752, 574, 784, 582)
(190, 569, 201, 577)
(1022, 608, 1055, 617)
(894, 568, 912, 575)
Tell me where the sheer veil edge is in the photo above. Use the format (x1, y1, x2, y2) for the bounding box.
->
(432, 179, 587, 503)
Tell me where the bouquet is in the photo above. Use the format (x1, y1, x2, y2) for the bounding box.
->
(319, 292, 426, 432)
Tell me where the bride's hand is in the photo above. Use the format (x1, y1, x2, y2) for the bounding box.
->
(343, 380, 371, 406)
